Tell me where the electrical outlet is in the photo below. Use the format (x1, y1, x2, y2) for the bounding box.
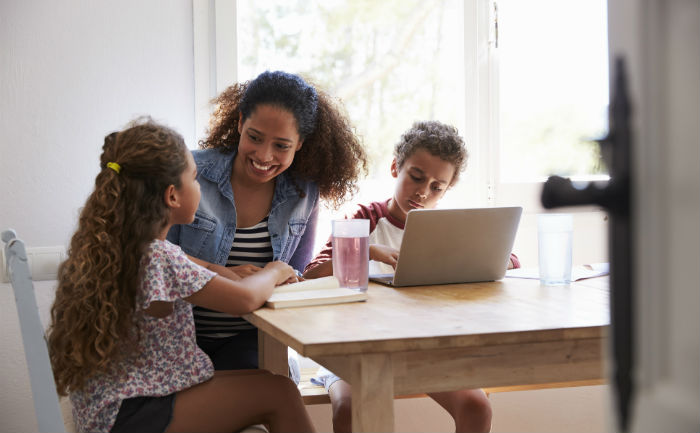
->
(28, 246, 66, 280)
(0, 246, 66, 283)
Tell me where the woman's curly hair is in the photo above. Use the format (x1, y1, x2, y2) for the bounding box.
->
(47, 118, 189, 395)
(201, 70, 367, 208)
(394, 120, 469, 186)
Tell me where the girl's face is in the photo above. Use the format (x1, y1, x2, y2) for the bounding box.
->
(388, 148, 456, 224)
(173, 151, 201, 224)
(235, 104, 303, 185)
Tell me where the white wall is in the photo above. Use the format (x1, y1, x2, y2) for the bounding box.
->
(0, 0, 196, 247)
(0, 1, 195, 431)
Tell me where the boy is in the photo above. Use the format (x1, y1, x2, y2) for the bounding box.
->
(304, 120, 519, 432)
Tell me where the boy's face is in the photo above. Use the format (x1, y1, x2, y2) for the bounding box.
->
(388, 148, 456, 223)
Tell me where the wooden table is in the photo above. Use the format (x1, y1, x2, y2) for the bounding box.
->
(244, 277, 609, 432)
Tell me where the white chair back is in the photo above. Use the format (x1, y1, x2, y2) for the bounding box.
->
(2, 229, 66, 433)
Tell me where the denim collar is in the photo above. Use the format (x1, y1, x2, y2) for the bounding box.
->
(198, 148, 299, 207)
(198, 148, 235, 184)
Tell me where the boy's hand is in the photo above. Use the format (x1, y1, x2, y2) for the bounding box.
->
(263, 261, 298, 285)
(369, 244, 400, 269)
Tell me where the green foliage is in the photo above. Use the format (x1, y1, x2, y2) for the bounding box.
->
(238, 0, 462, 179)
(237, 0, 608, 183)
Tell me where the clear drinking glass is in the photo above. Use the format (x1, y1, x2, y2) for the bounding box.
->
(332, 219, 369, 292)
(537, 213, 573, 285)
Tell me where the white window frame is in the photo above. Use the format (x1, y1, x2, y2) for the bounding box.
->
(192, 0, 238, 145)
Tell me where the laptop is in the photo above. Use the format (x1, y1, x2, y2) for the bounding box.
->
(369, 207, 522, 287)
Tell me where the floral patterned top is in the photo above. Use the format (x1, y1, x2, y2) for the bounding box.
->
(69, 239, 217, 433)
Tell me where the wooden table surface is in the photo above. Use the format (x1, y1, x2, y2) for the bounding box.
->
(244, 277, 609, 432)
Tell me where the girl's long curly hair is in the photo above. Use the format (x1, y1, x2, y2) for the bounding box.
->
(202, 70, 367, 208)
(47, 118, 189, 395)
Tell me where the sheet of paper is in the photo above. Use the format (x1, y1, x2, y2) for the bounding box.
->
(505, 263, 609, 281)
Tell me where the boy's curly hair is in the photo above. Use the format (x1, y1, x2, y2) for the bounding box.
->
(47, 118, 189, 395)
(201, 71, 367, 208)
(394, 120, 468, 186)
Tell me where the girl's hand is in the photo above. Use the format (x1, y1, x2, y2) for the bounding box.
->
(263, 261, 297, 285)
(230, 264, 262, 278)
(369, 244, 400, 269)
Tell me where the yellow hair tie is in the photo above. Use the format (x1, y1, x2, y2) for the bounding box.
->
(106, 162, 121, 174)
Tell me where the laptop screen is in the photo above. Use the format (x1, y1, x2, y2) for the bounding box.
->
(370, 207, 522, 287)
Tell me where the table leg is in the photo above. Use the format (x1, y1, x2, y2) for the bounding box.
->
(258, 330, 288, 376)
(349, 353, 395, 432)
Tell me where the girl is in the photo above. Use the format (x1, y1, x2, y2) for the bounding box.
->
(167, 70, 367, 371)
(47, 119, 315, 433)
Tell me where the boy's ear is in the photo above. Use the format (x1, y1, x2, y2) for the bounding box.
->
(390, 159, 399, 178)
(164, 184, 180, 209)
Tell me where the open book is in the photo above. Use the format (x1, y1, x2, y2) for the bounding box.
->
(265, 276, 368, 309)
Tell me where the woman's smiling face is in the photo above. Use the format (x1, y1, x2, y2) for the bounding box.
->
(235, 104, 303, 185)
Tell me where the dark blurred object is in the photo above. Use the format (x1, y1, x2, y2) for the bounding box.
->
(540, 57, 634, 433)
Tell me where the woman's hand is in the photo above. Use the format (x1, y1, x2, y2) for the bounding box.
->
(229, 264, 263, 278)
(369, 244, 400, 269)
(263, 261, 298, 285)
(215, 266, 243, 281)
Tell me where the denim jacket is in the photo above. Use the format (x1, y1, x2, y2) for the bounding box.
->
(167, 148, 319, 272)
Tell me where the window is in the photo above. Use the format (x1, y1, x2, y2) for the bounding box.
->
(492, 0, 610, 265)
(194, 0, 610, 264)
(498, 0, 610, 182)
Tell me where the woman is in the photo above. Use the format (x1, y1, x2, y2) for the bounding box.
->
(168, 70, 367, 371)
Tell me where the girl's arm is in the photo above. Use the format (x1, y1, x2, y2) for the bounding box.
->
(185, 261, 296, 315)
(166, 224, 251, 279)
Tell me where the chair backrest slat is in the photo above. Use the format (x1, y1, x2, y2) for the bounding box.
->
(2, 229, 66, 433)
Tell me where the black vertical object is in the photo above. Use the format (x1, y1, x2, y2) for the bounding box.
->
(540, 57, 634, 432)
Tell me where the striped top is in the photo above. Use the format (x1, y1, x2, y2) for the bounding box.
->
(193, 217, 273, 338)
